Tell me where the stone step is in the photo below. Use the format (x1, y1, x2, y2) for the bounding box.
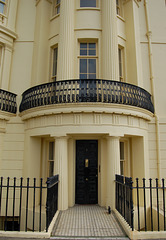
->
(51, 237, 130, 240)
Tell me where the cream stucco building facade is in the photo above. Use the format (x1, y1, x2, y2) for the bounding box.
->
(0, 0, 166, 236)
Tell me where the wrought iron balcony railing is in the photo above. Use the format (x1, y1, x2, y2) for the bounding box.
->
(19, 79, 154, 114)
(0, 89, 17, 114)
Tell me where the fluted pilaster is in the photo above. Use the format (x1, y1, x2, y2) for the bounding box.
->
(31, 0, 51, 85)
(106, 136, 120, 209)
(7, 0, 18, 32)
(54, 136, 68, 210)
(57, 0, 75, 80)
(1, 45, 13, 90)
(0, 132, 4, 172)
(101, 0, 119, 80)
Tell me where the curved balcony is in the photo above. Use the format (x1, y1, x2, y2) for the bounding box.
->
(19, 79, 154, 114)
(0, 89, 17, 114)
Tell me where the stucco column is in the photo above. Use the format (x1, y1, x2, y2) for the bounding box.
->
(101, 0, 119, 80)
(57, 0, 75, 80)
(106, 136, 120, 210)
(54, 136, 68, 210)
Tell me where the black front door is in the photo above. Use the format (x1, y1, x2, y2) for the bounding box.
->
(76, 140, 98, 204)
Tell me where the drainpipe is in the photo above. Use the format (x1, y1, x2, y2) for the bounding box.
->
(144, 0, 161, 180)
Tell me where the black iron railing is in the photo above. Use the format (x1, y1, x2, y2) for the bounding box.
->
(46, 175, 59, 231)
(0, 175, 59, 232)
(115, 174, 134, 230)
(134, 178, 166, 232)
(115, 175, 166, 232)
(19, 79, 154, 113)
(0, 89, 17, 114)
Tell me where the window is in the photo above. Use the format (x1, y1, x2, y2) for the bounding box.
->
(120, 142, 125, 175)
(120, 140, 130, 176)
(48, 142, 54, 177)
(0, 0, 6, 14)
(52, 0, 60, 16)
(0, 217, 19, 231)
(41, 139, 55, 181)
(80, 0, 96, 7)
(51, 47, 58, 81)
(79, 42, 97, 79)
(118, 47, 124, 82)
(116, 0, 123, 17)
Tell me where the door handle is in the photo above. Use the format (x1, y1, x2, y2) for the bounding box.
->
(85, 159, 89, 168)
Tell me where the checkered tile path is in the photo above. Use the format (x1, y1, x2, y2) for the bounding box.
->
(51, 205, 128, 239)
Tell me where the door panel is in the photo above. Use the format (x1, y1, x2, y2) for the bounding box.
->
(76, 140, 98, 204)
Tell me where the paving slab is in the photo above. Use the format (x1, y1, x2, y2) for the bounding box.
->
(51, 205, 128, 239)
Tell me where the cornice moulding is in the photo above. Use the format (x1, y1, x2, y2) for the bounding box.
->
(19, 103, 153, 122)
(0, 25, 17, 40)
(0, 111, 16, 121)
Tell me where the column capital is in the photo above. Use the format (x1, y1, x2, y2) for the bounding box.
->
(106, 135, 120, 139)
(104, 134, 124, 140)
(51, 134, 69, 140)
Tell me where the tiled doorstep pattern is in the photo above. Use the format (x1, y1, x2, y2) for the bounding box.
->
(51, 205, 127, 238)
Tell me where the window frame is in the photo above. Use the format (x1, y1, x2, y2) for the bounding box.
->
(51, 46, 58, 82)
(118, 46, 125, 82)
(52, 0, 60, 17)
(116, 0, 123, 17)
(41, 138, 55, 182)
(47, 141, 54, 178)
(78, 41, 98, 79)
(120, 139, 130, 177)
(0, 0, 7, 15)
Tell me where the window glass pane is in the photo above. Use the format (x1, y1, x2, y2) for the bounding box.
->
(53, 0, 60, 16)
(88, 59, 96, 73)
(57, 5, 60, 14)
(80, 49, 87, 56)
(52, 48, 58, 78)
(80, 74, 87, 79)
(80, 59, 87, 73)
(49, 142, 54, 160)
(120, 161, 124, 175)
(118, 48, 121, 61)
(80, 0, 96, 7)
(49, 161, 54, 177)
(118, 48, 122, 78)
(80, 43, 87, 55)
(0, 3, 4, 13)
(89, 43, 96, 49)
(80, 43, 87, 49)
(120, 142, 124, 160)
(89, 49, 96, 56)
(88, 74, 96, 79)
(88, 43, 96, 55)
